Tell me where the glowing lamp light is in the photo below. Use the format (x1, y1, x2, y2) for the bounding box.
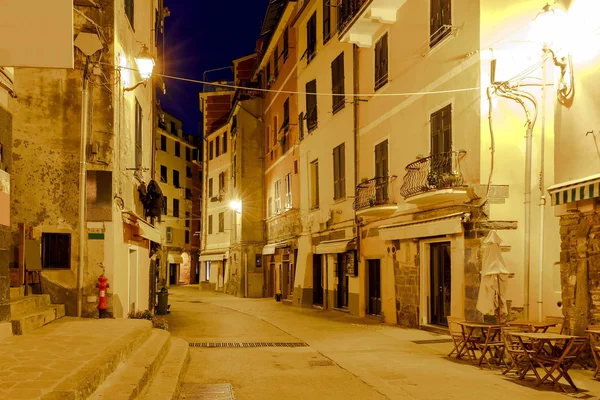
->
(532, 4, 567, 48)
(230, 200, 242, 214)
(135, 45, 155, 80)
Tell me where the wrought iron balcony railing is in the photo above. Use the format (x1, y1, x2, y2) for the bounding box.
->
(399, 151, 467, 198)
(353, 176, 397, 211)
(338, 0, 370, 34)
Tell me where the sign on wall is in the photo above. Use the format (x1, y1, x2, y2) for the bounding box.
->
(346, 251, 357, 277)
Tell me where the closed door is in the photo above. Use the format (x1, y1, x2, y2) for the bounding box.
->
(367, 259, 381, 316)
(336, 253, 349, 308)
(430, 242, 451, 326)
(169, 263, 177, 285)
(312, 254, 323, 305)
(129, 250, 138, 312)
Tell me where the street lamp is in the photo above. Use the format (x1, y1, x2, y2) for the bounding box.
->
(229, 200, 242, 214)
(124, 44, 155, 92)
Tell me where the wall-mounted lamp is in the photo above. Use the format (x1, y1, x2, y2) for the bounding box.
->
(230, 200, 242, 214)
(124, 44, 155, 92)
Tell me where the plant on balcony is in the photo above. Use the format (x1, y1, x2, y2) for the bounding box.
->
(427, 170, 441, 188)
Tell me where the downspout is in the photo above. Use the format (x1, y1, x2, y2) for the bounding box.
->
(524, 122, 533, 321)
(537, 56, 547, 322)
(77, 57, 91, 317)
(352, 44, 361, 314)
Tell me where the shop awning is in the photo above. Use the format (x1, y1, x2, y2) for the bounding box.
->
(122, 211, 162, 243)
(167, 254, 184, 264)
(547, 173, 600, 206)
(261, 241, 291, 255)
(314, 238, 356, 254)
(199, 252, 225, 262)
(378, 212, 468, 241)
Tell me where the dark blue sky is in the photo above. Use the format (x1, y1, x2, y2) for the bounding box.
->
(158, 0, 270, 135)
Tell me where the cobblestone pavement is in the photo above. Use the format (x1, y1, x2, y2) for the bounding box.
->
(168, 286, 600, 400)
(0, 317, 151, 400)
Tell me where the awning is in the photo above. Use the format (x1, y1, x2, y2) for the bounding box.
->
(199, 252, 225, 262)
(547, 173, 600, 206)
(167, 254, 184, 264)
(261, 241, 291, 255)
(379, 212, 468, 241)
(314, 238, 356, 254)
(122, 211, 162, 243)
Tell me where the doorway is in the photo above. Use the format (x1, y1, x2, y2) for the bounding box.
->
(336, 253, 349, 308)
(367, 259, 381, 316)
(312, 254, 323, 306)
(129, 249, 138, 313)
(430, 242, 451, 326)
(169, 263, 178, 285)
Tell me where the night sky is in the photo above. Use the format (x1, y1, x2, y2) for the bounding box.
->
(158, 0, 270, 136)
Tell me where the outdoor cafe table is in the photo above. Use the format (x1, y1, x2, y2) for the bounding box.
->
(457, 322, 503, 366)
(506, 320, 558, 333)
(508, 332, 578, 390)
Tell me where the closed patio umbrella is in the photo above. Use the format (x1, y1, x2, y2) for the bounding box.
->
(477, 231, 510, 324)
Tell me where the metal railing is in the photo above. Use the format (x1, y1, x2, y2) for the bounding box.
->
(399, 151, 466, 198)
(338, 0, 370, 34)
(353, 176, 397, 211)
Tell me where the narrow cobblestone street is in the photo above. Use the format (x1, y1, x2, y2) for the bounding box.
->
(167, 286, 600, 400)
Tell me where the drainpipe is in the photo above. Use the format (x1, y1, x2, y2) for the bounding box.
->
(537, 56, 548, 322)
(524, 122, 533, 321)
(352, 44, 361, 314)
(77, 57, 91, 317)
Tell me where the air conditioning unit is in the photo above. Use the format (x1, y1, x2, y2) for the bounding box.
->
(166, 227, 173, 243)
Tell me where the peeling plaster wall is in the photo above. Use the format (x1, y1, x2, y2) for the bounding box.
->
(0, 83, 13, 324)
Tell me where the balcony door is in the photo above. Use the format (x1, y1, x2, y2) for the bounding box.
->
(430, 105, 452, 178)
(374, 140, 388, 203)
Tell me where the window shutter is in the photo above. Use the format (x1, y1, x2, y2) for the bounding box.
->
(333, 147, 340, 199)
(340, 143, 346, 198)
(381, 34, 388, 78)
(299, 112, 304, 140)
(375, 41, 381, 83)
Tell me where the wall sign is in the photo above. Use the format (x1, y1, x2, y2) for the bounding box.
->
(346, 251, 357, 277)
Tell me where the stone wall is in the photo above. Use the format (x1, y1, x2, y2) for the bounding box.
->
(0, 105, 12, 323)
(393, 240, 420, 328)
(558, 209, 600, 335)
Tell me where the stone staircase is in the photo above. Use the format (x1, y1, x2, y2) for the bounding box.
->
(9, 287, 65, 334)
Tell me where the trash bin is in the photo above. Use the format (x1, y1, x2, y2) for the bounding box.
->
(157, 287, 169, 315)
(275, 293, 281, 302)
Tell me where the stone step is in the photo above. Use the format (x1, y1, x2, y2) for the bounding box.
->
(9, 294, 51, 316)
(88, 329, 172, 400)
(11, 304, 66, 335)
(9, 286, 24, 299)
(140, 337, 190, 400)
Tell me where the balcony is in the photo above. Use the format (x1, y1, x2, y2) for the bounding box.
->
(353, 176, 398, 217)
(338, 0, 407, 48)
(266, 208, 301, 242)
(399, 151, 468, 205)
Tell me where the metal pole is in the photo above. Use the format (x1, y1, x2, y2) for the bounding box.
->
(77, 57, 91, 317)
(524, 124, 533, 321)
(538, 55, 547, 322)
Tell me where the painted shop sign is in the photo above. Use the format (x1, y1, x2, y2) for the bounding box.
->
(346, 251, 357, 277)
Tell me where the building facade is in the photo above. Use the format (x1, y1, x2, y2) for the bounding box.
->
(155, 109, 200, 287)
(254, 1, 302, 303)
(8, 0, 164, 318)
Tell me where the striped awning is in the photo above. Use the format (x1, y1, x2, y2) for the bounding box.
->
(547, 174, 600, 206)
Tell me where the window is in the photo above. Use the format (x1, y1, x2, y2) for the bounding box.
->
(298, 112, 305, 141)
(218, 171, 226, 193)
(430, 0, 452, 47)
(306, 80, 317, 131)
(185, 211, 190, 228)
(135, 99, 142, 168)
(283, 98, 290, 131)
(125, 0, 134, 29)
(267, 62, 271, 85)
(209, 140, 214, 160)
(323, 0, 332, 43)
(375, 33, 389, 91)
(185, 188, 192, 200)
(160, 165, 168, 183)
(274, 45, 279, 78)
(310, 160, 319, 208)
(160, 135, 167, 151)
(274, 180, 282, 214)
(375, 140, 389, 200)
(332, 52, 345, 113)
(166, 227, 173, 243)
(186, 166, 192, 178)
(216, 137, 220, 157)
(283, 27, 289, 61)
(208, 178, 213, 197)
(218, 212, 225, 232)
(173, 170, 180, 188)
(185, 147, 191, 161)
(205, 261, 211, 281)
(41, 233, 71, 269)
(284, 173, 292, 210)
(173, 198, 180, 218)
(266, 126, 271, 150)
(208, 215, 213, 234)
(223, 132, 227, 154)
(231, 115, 238, 133)
(333, 143, 346, 200)
(175, 142, 181, 157)
(170, 121, 177, 134)
(233, 155, 237, 187)
(185, 230, 190, 244)
(307, 12, 317, 63)
(431, 104, 452, 173)
(162, 196, 168, 215)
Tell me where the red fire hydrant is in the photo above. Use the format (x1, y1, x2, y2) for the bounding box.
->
(96, 274, 109, 318)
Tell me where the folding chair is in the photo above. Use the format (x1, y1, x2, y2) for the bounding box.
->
(447, 316, 469, 360)
(588, 324, 600, 379)
(535, 336, 588, 392)
(477, 326, 506, 370)
(502, 326, 533, 377)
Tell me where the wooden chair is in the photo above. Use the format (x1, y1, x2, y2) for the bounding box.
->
(447, 316, 469, 360)
(535, 336, 588, 392)
(477, 325, 506, 370)
(588, 324, 600, 379)
(545, 315, 565, 334)
(502, 325, 533, 377)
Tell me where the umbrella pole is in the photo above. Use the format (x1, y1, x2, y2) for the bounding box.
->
(496, 275, 502, 324)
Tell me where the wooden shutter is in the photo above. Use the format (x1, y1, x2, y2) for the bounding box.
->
(339, 143, 346, 198)
(441, 0, 451, 26)
(298, 112, 304, 140)
(333, 147, 340, 199)
(375, 40, 381, 86)
(381, 34, 388, 80)
(430, 0, 440, 39)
